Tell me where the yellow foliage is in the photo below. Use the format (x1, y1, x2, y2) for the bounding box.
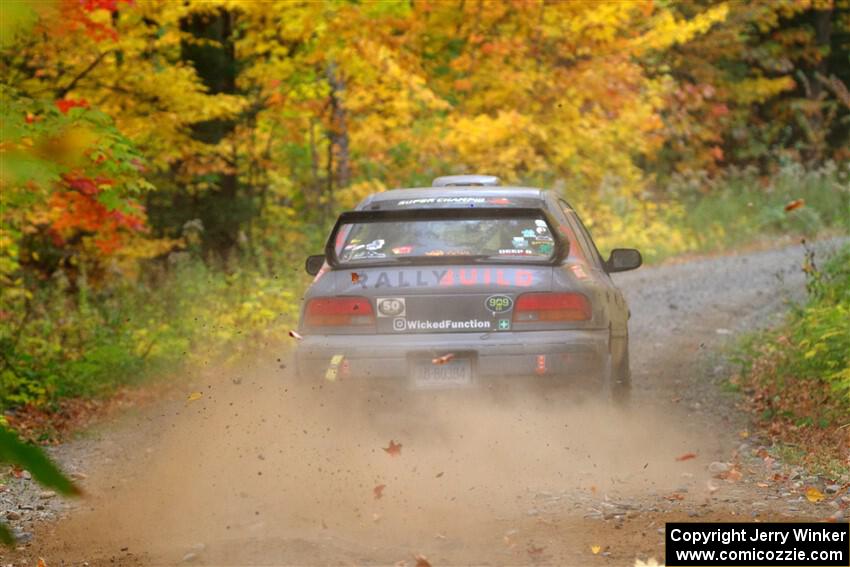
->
(337, 179, 387, 210)
(442, 112, 548, 183)
(590, 201, 699, 262)
(632, 4, 729, 54)
(724, 77, 797, 105)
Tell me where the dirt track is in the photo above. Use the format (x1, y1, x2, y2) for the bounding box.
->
(2, 239, 847, 566)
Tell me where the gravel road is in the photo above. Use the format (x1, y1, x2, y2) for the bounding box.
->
(1, 238, 847, 566)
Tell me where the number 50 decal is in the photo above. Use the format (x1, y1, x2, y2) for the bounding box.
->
(377, 297, 406, 317)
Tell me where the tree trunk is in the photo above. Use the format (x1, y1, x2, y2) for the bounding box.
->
(811, 8, 833, 101)
(326, 62, 350, 189)
(177, 8, 246, 262)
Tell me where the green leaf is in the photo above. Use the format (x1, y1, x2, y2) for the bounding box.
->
(97, 189, 122, 211)
(0, 426, 79, 496)
(0, 522, 13, 545)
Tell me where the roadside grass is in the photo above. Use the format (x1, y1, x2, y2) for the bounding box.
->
(0, 258, 303, 440)
(772, 444, 847, 480)
(592, 161, 850, 263)
(732, 242, 850, 478)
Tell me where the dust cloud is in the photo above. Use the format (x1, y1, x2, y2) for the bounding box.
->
(43, 355, 714, 565)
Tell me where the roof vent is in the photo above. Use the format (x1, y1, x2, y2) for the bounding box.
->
(432, 174, 501, 187)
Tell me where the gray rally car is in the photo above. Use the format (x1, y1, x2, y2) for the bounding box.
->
(296, 175, 642, 402)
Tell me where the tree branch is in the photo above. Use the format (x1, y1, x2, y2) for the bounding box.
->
(56, 50, 112, 99)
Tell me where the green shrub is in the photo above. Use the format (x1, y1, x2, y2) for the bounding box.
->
(788, 243, 850, 402)
(0, 255, 305, 410)
(737, 243, 850, 474)
(593, 162, 850, 262)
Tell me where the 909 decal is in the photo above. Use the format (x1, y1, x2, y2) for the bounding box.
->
(485, 294, 513, 314)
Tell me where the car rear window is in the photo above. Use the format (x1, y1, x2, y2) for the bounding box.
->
(336, 217, 558, 264)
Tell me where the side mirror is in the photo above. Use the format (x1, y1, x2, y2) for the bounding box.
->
(605, 248, 642, 273)
(305, 254, 325, 276)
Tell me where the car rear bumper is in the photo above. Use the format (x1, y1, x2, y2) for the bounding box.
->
(295, 329, 608, 387)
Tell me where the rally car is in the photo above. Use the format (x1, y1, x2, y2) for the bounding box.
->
(295, 175, 642, 402)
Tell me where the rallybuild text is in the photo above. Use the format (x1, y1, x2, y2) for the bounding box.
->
(666, 522, 849, 567)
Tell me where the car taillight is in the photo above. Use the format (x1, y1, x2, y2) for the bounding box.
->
(513, 292, 591, 322)
(305, 297, 375, 327)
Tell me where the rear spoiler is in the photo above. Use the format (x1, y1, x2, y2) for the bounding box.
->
(324, 207, 568, 269)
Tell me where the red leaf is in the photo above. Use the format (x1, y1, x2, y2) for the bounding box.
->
(675, 452, 697, 462)
(373, 484, 386, 499)
(710, 146, 724, 161)
(383, 440, 402, 457)
(784, 199, 805, 212)
(431, 353, 455, 365)
(55, 98, 89, 114)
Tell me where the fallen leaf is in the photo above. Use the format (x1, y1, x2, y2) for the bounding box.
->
(784, 198, 805, 212)
(805, 487, 825, 503)
(414, 554, 431, 567)
(351, 272, 360, 283)
(591, 545, 601, 554)
(37, 559, 47, 567)
(504, 535, 517, 548)
(757, 482, 769, 488)
(528, 545, 545, 556)
(432, 353, 455, 365)
(288, 330, 303, 340)
(384, 440, 402, 457)
(664, 493, 685, 501)
(435, 471, 444, 478)
(186, 392, 202, 402)
(373, 484, 386, 500)
(738, 430, 750, 439)
(724, 468, 742, 482)
(325, 354, 344, 382)
(590, 485, 598, 495)
(675, 452, 697, 462)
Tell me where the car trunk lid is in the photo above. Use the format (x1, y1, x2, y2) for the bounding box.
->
(325, 265, 553, 334)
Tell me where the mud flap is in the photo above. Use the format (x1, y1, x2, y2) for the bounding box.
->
(607, 336, 631, 407)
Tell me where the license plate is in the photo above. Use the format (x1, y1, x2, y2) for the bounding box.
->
(411, 358, 473, 389)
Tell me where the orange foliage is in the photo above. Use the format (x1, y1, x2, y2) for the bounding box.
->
(48, 174, 146, 254)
